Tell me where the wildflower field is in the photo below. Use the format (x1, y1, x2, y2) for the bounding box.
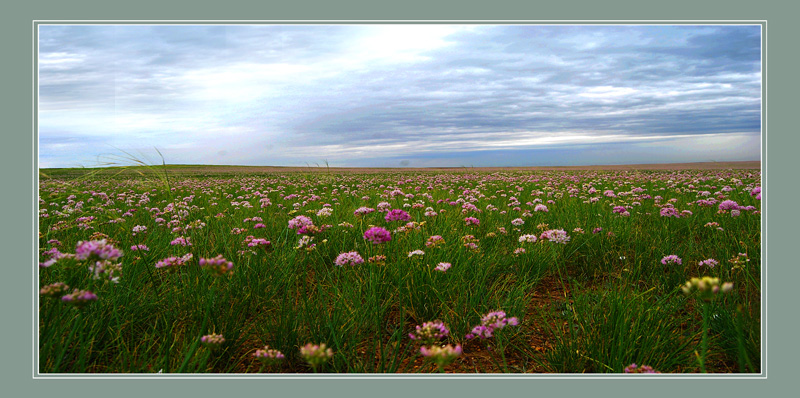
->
(37, 166, 762, 374)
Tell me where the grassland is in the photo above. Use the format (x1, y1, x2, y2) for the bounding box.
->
(37, 162, 761, 374)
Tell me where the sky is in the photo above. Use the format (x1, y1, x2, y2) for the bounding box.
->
(37, 24, 762, 168)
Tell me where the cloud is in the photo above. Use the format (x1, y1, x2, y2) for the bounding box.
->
(37, 24, 761, 167)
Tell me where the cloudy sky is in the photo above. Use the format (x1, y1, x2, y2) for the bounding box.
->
(38, 24, 762, 168)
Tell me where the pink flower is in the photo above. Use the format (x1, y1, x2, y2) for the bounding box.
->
(363, 227, 392, 244)
(288, 215, 314, 230)
(385, 209, 411, 222)
(699, 258, 719, 268)
(539, 229, 570, 244)
(434, 262, 451, 272)
(200, 255, 234, 276)
(334, 251, 364, 266)
(659, 207, 680, 218)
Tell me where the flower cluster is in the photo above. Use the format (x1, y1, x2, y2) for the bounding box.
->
(300, 343, 334, 369)
(40, 247, 70, 268)
(334, 251, 364, 266)
(88, 260, 123, 284)
(409, 320, 449, 345)
(354, 207, 375, 216)
(74, 239, 123, 262)
(40, 282, 70, 298)
(385, 209, 411, 222)
(464, 217, 480, 226)
(200, 255, 234, 276)
(200, 333, 226, 349)
(420, 344, 462, 370)
(155, 253, 193, 270)
(426, 235, 445, 248)
(295, 235, 316, 251)
(466, 310, 519, 339)
(170, 236, 192, 246)
(244, 235, 271, 248)
(434, 262, 451, 272)
(288, 215, 314, 233)
(61, 289, 98, 308)
(659, 207, 680, 218)
(130, 244, 149, 252)
(660, 255, 682, 266)
(132, 225, 147, 236)
(623, 363, 660, 374)
(518, 234, 538, 244)
(698, 258, 719, 268)
(729, 253, 750, 270)
(368, 255, 387, 266)
(186, 220, 206, 230)
(407, 249, 425, 258)
(253, 346, 285, 365)
(363, 226, 392, 244)
(681, 277, 733, 300)
(394, 221, 423, 234)
(718, 200, 740, 210)
(539, 229, 570, 244)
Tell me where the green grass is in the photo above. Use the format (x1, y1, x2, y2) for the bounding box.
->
(37, 167, 761, 373)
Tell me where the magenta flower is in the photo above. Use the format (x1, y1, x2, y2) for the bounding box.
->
(661, 255, 682, 265)
(363, 226, 392, 244)
(534, 204, 549, 212)
(464, 217, 480, 226)
(385, 209, 411, 222)
(465, 310, 519, 339)
(718, 200, 740, 210)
